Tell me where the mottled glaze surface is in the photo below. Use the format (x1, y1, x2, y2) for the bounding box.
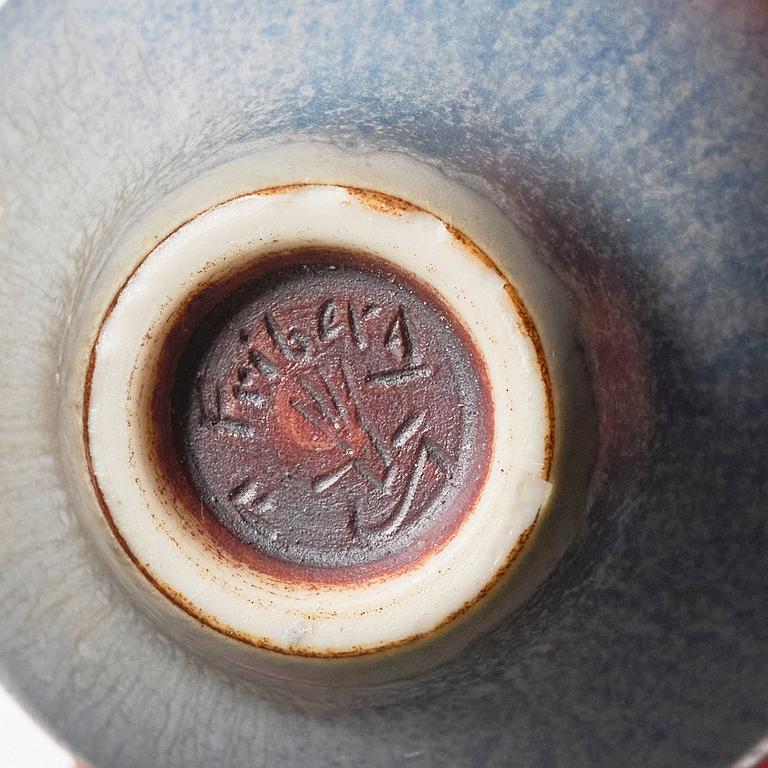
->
(0, 2, 766, 767)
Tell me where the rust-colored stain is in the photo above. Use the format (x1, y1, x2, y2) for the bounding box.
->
(444, 222, 505, 275)
(446, 222, 554, 479)
(253, 183, 308, 197)
(502, 282, 555, 480)
(345, 186, 420, 216)
(82, 183, 555, 657)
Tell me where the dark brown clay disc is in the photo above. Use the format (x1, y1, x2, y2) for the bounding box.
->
(162, 248, 493, 582)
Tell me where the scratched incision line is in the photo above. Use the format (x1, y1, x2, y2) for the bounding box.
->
(172, 256, 491, 573)
(227, 306, 448, 536)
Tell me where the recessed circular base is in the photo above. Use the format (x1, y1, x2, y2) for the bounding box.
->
(166, 249, 492, 581)
(84, 184, 553, 656)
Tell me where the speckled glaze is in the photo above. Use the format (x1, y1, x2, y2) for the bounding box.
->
(0, 2, 766, 768)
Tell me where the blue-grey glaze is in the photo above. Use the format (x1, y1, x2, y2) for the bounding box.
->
(0, 1, 766, 766)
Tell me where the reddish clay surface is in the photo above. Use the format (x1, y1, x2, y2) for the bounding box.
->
(154, 248, 493, 582)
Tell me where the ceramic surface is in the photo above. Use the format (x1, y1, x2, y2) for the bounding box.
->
(0, 1, 766, 767)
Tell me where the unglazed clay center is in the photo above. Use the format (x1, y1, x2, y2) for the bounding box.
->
(165, 248, 494, 582)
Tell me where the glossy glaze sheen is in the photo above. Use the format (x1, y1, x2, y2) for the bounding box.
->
(0, 2, 766, 768)
(162, 249, 493, 581)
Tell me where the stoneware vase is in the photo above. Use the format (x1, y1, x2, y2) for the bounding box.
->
(0, 2, 766, 767)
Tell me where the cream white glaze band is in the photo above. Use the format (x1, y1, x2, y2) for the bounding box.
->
(86, 185, 552, 655)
